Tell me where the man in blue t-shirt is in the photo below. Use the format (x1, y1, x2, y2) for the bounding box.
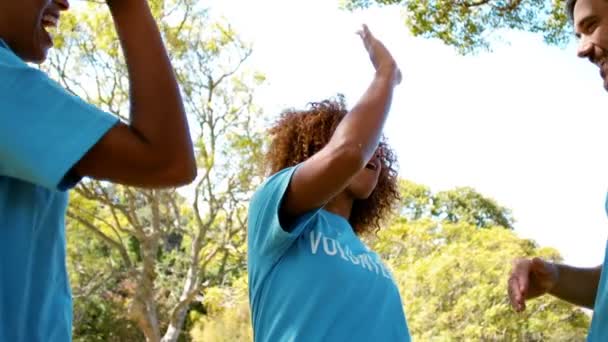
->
(507, 1, 608, 340)
(0, 0, 196, 341)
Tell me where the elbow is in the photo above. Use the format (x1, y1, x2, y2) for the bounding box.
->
(148, 148, 197, 187)
(174, 164, 198, 187)
(141, 143, 197, 188)
(166, 157, 197, 187)
(327, 141, 368, 174)
(165, 142, 198, 186)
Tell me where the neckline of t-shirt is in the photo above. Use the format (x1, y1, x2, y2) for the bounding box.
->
(320, 208, 351, 225)
(319, 209, 361, 239)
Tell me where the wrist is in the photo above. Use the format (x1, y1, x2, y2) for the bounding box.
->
(546, 261, 561, 296)
(107, 0, 149, 15)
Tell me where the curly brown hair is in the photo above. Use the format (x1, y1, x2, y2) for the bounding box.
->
(265, 94, 400, 235)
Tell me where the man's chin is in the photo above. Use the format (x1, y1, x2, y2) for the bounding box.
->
(28, 33, 52, 63)
(27, 53, 48, 64)
(23, 46, 50, 64)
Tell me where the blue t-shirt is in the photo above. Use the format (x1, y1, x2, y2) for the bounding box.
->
(0, 40, 118, 341)
(587, 194, 608, 341)
(247, 166, 411, 342)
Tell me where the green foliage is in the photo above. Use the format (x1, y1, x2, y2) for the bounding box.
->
(370, 183, 589, 339)
(72, 294, 144, 342)
(400, 180, 514, 229)
(66, 200, 143, 342)
(189, 277, 253, 342)
(340, 0, 573, 54)
(373, 219, 589, 340)
(433, 187, 514, 229)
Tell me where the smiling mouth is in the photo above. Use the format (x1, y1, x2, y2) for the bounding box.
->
(42, 13, 59, 30)
(365, 162, 378, 171)
(596, 57, 608, 79)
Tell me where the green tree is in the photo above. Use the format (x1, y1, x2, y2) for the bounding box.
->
(400, 180, 514, 229)
(46, 1, 265, 341)
(67, 200, 144, 342)
(373, 218, 590, 341)
(340, 0, 573, 54)
(399, 180, 433, 220)
(189, 276, 253, 342)
(373, 181, 589, 340)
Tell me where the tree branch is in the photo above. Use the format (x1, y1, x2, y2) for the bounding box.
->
(67, 210, 133, 268)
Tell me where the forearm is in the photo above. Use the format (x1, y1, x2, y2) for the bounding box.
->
(549, 263, 602, 309)
(107, 0, 194, 165)
(331, 69, 396, 162)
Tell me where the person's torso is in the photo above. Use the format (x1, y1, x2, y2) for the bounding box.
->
(0, 176, 72, 342)
(250, 209, 410, 342)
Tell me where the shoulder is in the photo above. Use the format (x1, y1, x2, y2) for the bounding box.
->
(250, 167, 297, 207)
(0, 42, 27, 68)
(0, 44, 65, 103)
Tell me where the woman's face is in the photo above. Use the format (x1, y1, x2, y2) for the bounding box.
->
(345, 149, 382, 200)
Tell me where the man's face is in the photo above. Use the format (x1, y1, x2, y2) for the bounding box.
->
(574, 0, 608, 90)
(0, 0, 69, 63)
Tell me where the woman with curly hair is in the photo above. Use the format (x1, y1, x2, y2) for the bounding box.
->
(247, 25, 409, 341)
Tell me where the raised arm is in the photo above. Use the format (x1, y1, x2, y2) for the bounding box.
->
(281, 25, 402, 218)
(72, 0, 196, 188)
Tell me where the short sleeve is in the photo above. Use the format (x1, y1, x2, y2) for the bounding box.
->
(247, 166, 319, 263)
(0, 44, 119, 191)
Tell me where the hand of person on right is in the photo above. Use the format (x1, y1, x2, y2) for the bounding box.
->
(508, 257, 560, 312)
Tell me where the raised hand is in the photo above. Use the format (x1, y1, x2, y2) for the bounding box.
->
(357, 24, 402, 85)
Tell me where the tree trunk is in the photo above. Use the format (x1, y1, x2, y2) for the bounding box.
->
(162, 219, 205, 342)
(130, 233, 162, 342)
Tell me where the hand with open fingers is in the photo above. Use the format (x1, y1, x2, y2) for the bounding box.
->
(508, 257, 559, 312)
(357, 24, 402, 85)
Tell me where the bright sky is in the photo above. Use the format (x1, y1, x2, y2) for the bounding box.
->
(67, 0, 608, 267)
(202, 0, 608, 267)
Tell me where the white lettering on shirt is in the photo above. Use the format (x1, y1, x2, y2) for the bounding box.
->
(307, 230, 393, 280)
(310, 231, 323, 254)
(323, 237, 338, 256)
